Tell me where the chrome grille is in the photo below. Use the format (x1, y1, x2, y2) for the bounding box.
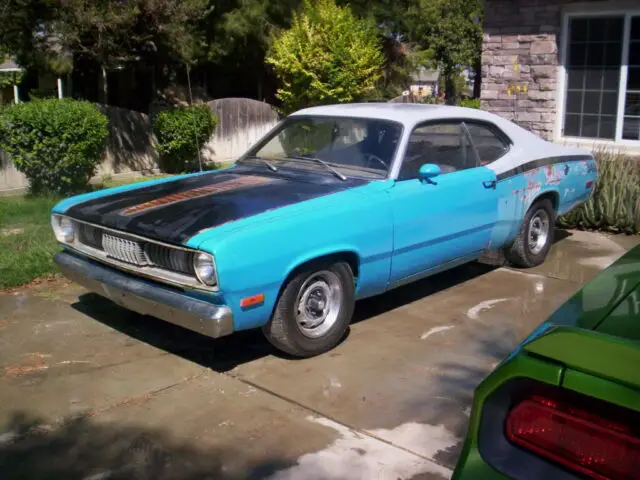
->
(77, 223, 103, 250)
(73, 221, 196, 276)
(103, 233, 149, 266)
(145, 243, 194, 275)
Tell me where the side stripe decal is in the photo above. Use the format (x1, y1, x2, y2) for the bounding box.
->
(394, 222, 498, 256)
(496, 155, 593, 181)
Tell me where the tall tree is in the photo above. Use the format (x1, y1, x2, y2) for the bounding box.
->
(0, 0, 71, 74)
(339, 0, 427, 99)
(136, 0, 212, 66)
(266, 0, 384, 113)
(199, 0, 301, 100)
(52, 0, 139, 102)
(0, 0, 211, 101)
(343, 0, 411, 37)
(405, 0, 483, 102)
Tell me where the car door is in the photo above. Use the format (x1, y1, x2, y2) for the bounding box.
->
(389, 120, 499, 285)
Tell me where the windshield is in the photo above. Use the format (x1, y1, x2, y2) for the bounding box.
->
(242, 116, 403, 178)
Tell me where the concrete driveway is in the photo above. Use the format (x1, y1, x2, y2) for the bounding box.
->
(0, 230, 637, 480)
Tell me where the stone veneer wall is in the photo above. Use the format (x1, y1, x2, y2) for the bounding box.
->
(481, 0, 569, 140)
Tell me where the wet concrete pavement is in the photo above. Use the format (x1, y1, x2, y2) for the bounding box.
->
(0, 229, 637, 479)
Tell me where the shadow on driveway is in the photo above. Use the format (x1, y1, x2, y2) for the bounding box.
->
(0, 411, 289, 480)
(426, 325, 522, 467)
(71, 261, 498, 372)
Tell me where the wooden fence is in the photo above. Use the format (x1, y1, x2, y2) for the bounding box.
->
(202, 98, 280, 163)
(0, 98, 280, 194)
(0, 148, 27, 194)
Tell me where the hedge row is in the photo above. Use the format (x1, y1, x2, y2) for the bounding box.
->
(0, 99, 108, 195)
(1, 100, 639, 236)
(0, 99, 217, 195)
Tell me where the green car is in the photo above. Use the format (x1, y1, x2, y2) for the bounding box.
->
(453, 244, 640, 480)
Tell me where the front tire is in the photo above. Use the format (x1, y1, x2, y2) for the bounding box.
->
(263, 261, 355, 358)
(505, 199, 555, 268)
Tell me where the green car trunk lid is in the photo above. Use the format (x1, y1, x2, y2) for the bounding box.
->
(594, 284, 640, 341)
(521, 246, 640, 390)
(541, 245, 640, 333)
(524, 327, 640, 389)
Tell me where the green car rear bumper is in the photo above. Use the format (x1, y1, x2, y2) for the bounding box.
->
(453, 328, 640, 480)
(452, 352, 563, 480)
(454, 244, 640, 479)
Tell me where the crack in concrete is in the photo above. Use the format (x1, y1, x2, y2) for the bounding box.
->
(502, 266, 583, 285)
(228, 374, 455, 473)
(84, 370, 207, 418)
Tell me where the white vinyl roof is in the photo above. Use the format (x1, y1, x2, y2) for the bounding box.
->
(290, 103, 592, 172)
(290, 103, 535, 139)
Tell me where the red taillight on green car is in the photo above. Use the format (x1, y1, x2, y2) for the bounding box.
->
(506, 394, 640, 480)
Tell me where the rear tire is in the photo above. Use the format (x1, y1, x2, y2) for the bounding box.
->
(505, 199, 555, 268)
(263, 261, 355, 358)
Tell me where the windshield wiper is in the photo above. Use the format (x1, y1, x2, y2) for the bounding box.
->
(290, 155, 347, 181)
(244, 155, 278, 172)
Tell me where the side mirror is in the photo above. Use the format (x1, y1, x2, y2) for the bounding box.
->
(419, 163, 441, 182)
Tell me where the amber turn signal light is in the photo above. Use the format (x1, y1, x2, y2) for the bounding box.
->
(240, 294, 265, 308)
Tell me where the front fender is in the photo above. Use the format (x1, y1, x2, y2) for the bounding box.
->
(194, 181, 394, 331)
(284, 245, 361, 282)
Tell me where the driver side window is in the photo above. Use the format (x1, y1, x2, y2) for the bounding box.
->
(398, 121, 476, 181)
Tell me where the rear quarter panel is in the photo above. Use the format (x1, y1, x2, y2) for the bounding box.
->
(490, 144, 596, 247)
(187, 181, 395, 331)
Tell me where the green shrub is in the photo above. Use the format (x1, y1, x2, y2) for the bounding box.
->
(0, 99, 109, 195)
(422, 95, 445, 105)
(152, 105, 217, 173)
(266, 0, 384, 114)
(557, 150, 640, 234)
(458, 97, 480, 109)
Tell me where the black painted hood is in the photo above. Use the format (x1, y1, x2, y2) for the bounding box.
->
(65, 166, 368, 244)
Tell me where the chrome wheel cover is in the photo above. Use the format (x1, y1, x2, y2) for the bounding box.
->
(528, 209, 550, 255)
(295, 270, 343, 338)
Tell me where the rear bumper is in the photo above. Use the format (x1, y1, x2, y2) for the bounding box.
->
(55, 251, 234, 338)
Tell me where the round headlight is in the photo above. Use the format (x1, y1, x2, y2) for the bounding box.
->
(51, 215, 75, 243)
(194, 252, 217, 286)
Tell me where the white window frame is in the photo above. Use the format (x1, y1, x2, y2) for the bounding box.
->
(555, 8, 640, 146)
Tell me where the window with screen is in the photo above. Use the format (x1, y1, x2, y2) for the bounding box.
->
(562, 14, 640, 142)
(464, 122, 510, 165)
(563, 17, 624, 140)
(623, 17, 640, 140)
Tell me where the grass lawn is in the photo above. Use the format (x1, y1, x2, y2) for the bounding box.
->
(95, 173, 170, 189)
(0, 195, 63, 289)
(0, 174, 174, 289)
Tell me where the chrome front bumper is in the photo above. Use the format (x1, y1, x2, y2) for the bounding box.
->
(55, 251, 234, 338)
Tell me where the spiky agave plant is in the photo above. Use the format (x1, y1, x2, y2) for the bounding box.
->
(558, 149, 640, 234)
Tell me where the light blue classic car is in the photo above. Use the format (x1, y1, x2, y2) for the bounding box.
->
(52, 103, 598, 357)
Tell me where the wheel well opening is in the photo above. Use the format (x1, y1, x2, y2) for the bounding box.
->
(534, 191, 559, 213)
(288, 252, 359, 282)
(277, 251, 360, 300)
(268, 252, 360, 318)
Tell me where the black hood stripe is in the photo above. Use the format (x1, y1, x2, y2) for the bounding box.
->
(65, 166, 369, 244)
(121, 175, 274, 216)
